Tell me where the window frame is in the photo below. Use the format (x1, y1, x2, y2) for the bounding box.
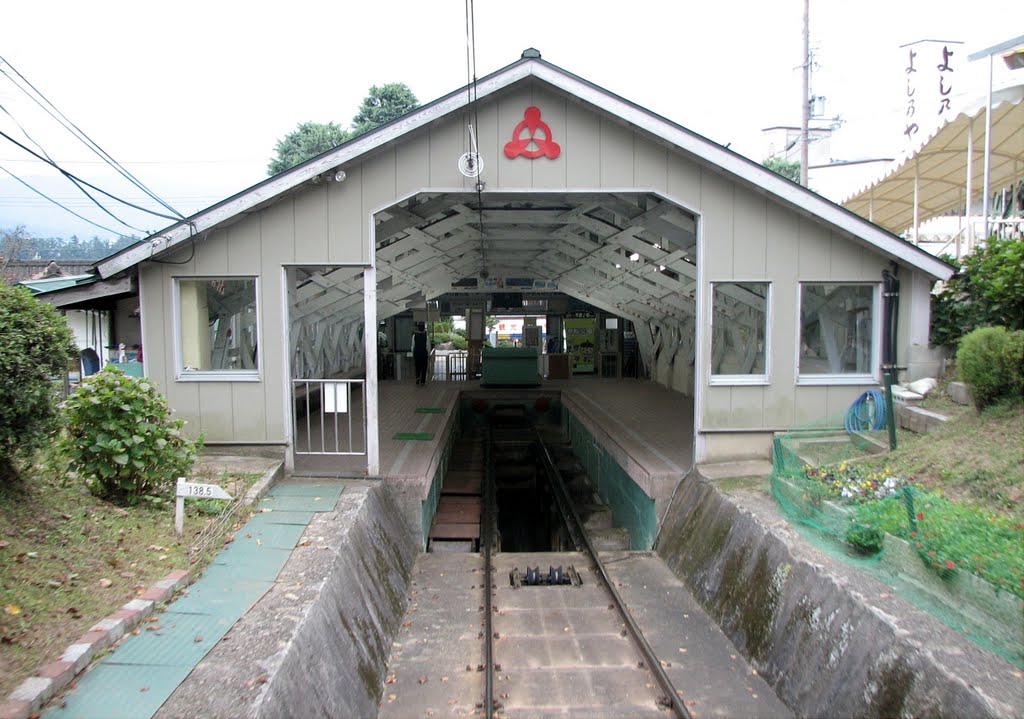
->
(709, 280, 771, 386)
(173, 276, 261, 382)
(795, 281, 881, 386)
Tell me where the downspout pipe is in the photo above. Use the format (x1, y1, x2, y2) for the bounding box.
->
(881, 268, 900, 450)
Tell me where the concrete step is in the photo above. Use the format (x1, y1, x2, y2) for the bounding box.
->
(580, 504, 613, 532)
(589, 527, 630, 551)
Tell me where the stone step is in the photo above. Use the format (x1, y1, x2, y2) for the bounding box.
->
(580, 504, 613, 531)
(589, 527, 630, 552)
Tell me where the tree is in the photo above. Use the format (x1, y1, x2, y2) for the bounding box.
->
(267, 83, 420, 176)
(931, 236, 1024, 347)
(0, 284, 77, 480)
(351, 83, 419, 136)
(762, 157, 801, 183)
(1, 226, 28, 276)
(267, 121, 351, 176)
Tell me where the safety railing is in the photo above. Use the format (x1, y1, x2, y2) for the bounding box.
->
(292, 379, 366, 455)
(444, 351, 470, 381)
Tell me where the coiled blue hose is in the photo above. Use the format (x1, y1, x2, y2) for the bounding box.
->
(845, 389, 887, 433)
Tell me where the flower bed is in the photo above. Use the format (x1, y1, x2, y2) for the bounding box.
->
(797, 463, 1024, 601)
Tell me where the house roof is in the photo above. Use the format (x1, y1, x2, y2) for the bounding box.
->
(96, 49, 954, 282)
(842, 84, 1024, 235)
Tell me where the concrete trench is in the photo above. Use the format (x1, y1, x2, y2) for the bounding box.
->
(156, 469, 1022, 718)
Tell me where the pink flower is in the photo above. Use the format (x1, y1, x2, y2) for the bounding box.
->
(945, 560, 955, 570)
(916, 512, 924, 520)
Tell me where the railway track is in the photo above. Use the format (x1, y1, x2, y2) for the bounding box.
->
(381, 414, 790, 718)
(474, 427, 691, 719)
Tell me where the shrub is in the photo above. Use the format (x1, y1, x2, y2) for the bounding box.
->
(0, 284, 77, 480)
(845, 522, 884, 555)
(62, 367, 202, 504)
(931, 237, 1024, 347)
(957, 326, 1015, 410)
(1002, 330, 1024, 401)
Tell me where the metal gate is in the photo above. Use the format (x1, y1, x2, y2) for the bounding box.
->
(292, 379, 366, 455)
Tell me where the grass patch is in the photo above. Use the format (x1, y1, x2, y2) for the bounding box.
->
(856, 399, 1023, 513)
(0, 459, 261, 698)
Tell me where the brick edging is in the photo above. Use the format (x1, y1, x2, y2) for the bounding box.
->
(0, 570, 192, 719)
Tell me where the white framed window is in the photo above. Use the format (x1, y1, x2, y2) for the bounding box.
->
(175, 277, 260, 381)
(797, 283, 879, 384)
(710, 282, 770, 385)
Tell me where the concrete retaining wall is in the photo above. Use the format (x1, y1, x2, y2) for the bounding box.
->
(156, 481, 418, 719)
(655, 470, 1022, 719)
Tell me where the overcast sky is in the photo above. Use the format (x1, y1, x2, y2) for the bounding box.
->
(1, 0, 1019, 241)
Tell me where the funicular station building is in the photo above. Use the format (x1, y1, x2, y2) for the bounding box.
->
(39, 50, 1020, 719)
(53, 49, 955, 550)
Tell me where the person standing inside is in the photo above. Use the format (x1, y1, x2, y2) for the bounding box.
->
(412, 321, 429, 386)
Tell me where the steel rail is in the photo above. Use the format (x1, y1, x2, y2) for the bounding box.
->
(482, 427, 495, 719)
(534, 430, 693, 719)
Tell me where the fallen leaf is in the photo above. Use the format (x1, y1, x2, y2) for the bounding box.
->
(418, 676, 428, 684)
(299, 540, 312, 547)
(387, 694, 397, 703)
(284, 593, 299, 601)
(147, 545, 165, 551)
(4, 604, 20, 616)
(140, 687, 149, 693)
(256, 539, 262, 546)
(385, 674, 396, 685)
(0, 540, 7, 549)
(119, 571, 136, 579)
(48, 580, 63, 589)
(98, 578, 113, 588)
(146, 625, 163, 632)
(194, 635, 204, 643)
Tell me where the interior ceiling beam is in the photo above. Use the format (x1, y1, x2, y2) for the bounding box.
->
(370, 191, 708, 321)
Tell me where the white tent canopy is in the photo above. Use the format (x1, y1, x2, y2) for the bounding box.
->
(843, 84, 1024, 241)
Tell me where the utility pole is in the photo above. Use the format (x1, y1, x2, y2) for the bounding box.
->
(800, 0, 810, 186)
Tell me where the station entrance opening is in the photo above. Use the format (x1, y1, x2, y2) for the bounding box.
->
(287, 190, 711, 483)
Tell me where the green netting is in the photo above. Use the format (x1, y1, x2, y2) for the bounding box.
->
(771, 410, 1023, 668)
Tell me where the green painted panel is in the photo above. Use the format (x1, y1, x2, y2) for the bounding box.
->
(394, 432, 434, 440)
(102, 612, 236, 666)
(259, 493, 338, 512)
(48, 664, 193, 719)
(565, 411, 656, 550)
(267, 482, 343, 498)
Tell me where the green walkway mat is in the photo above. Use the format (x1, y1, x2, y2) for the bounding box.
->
(47, 482, 343, 718)
(414, 407, 444, 413)
(393, 432, 434, 440)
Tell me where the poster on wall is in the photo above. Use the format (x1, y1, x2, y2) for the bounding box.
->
(564, 312, 596, 373)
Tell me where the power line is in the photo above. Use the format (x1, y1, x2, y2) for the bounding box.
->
(0, 163, 138, 237)
(0, 128, 181, 224)
(0, 55, 184, 220)
(0, 100, 154, 234)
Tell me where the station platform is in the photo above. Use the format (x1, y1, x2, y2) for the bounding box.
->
(295, 377, 694, 537)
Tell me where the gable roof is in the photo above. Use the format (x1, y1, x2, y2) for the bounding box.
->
(97, 50, 954, 282)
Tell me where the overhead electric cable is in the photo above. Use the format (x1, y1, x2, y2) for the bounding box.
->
(0, 56, 184, 219)
(0, 164, 138, 237)
(0, 100, 153, 233)
(465, 0, 486, 278)
(0, 129, 181, 223)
